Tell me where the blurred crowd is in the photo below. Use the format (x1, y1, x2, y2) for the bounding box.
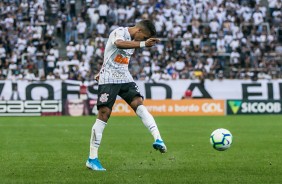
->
(0, 0, 282, 82)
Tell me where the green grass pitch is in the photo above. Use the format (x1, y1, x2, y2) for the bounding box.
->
(0, 116, 282, 184)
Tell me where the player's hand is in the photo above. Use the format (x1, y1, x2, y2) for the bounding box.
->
(95, 73, 100, 82)
(145, 38, 160, 47)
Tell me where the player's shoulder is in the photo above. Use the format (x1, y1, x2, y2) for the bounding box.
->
(109, 27, 127, 40)
(112, 27, 126, 33)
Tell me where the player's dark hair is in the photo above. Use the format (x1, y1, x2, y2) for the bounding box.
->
(136, 20, 156, 37)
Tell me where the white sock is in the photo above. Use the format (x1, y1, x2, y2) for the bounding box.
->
(136, 105, 162, 141)
(89, 119, 107, 159)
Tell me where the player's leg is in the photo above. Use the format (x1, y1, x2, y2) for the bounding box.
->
(119, 82, 167, 153)
(87, 84, 120, 171)
(130, 96, 167, 153)
(86, 106, 110, 171)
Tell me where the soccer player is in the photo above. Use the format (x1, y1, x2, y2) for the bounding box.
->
(86, 20, 167, 171)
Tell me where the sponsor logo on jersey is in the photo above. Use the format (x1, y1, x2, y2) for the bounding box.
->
(112, 72, 126, 79)
(114, 54, 129, 64)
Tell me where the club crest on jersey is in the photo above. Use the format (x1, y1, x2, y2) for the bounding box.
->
(100, 93, 109, 103)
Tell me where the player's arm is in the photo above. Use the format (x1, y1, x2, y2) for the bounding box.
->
(95, 73, 99, 82)
(114, 38, 160, 49)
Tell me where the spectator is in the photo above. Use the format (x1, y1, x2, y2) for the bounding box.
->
(46, 71, 55, 80)
(268, 0, 277, 18)
(70, 0, 76, 17)
(50, 45, 59, 60)
(71, 17, 78, 42)
(88, 9, 100, 33)
(117, 5, 127, 24)
(252, 7, 264, 30)
(85, 41, 94, 61)
(77, 18, 87, 39)
(66, 41, 76, 59)
(75, 41, 86, 60)
(96, 19, 107, 37)
(209, 19, 220, 33)
(230, 38, 240, 51)
(175, 58, 186, 73)
(107, 4, 118, 28)
(98, 1, 109, 22)
(46, 52, 56, 74)
(65, 19, 72, 44)
(36, 54, 45, 79)
(24, 69, 36, 81)
(182, 90, 193, 99)
(0, 44, 6, 63)
(230, 49, 241, 67)
(126, 3, 135, 22)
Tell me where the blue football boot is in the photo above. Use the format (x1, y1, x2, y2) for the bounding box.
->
(86, 158, 106, 171)
(153, 139, 167, 153)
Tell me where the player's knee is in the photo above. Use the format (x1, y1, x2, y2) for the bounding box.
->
(98, 106, 111, 122)
(130, 96, 143, 111)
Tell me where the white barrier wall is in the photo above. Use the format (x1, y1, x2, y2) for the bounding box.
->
(135, 79, 282, 100)
(1, 79, 282, 100)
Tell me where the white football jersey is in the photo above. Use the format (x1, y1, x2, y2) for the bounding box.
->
(99, 27, 135, 84)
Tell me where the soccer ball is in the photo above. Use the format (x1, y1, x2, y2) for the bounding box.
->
(210, 128, 233, 151)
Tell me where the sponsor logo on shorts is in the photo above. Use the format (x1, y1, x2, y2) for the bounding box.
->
(135, 85, 140, 93)
(100, 93, 109, 103)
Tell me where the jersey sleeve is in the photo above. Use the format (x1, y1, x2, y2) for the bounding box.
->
(111, 27, 125, 45)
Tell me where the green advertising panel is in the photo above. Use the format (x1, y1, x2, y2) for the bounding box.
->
(227, 100, 282, 115)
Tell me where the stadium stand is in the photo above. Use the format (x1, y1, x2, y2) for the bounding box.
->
(0, 0, 281, 82)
